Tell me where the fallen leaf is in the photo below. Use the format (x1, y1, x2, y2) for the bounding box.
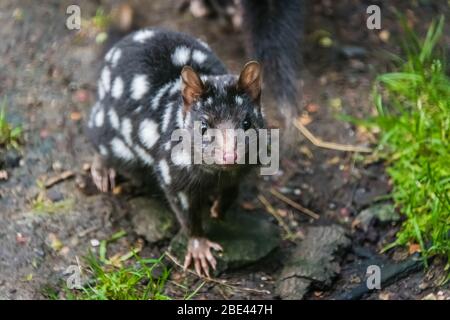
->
(74, 89, 90, 103)
(277, 209, 288, 218)
(112, 185, 122, 195)
(299, 146, 313, 159)
(16, 233, 28, 245)
(379, 30, 390, 43)
(241, 201, 256, 210)
(306, 103, 320, 113)
(409, 243, 421, 254)
(299, 114, 313, 126)
(379, 292, 391, 300)
(422, 293, 437, 300)
(326, 156, 340, 165)
(48, 233, 63, 251)
(70, 112, 82, 121)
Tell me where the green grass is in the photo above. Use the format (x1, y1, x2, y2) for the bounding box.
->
(0, 98, 22, 150)
(367, 16, 449, 268)
(67, 252, 172, 300)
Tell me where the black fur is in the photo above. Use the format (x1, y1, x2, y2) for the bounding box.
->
(241, 0, 304, 135)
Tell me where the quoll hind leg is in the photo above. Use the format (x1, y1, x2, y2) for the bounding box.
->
(90, 153, 116, 193)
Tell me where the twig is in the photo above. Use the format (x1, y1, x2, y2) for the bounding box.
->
(270, 188, 320, 220)
(257, 194, 296, 239)
(44, 170, 75, 188)
(294, 119, 372, 153)
(164, 251, 271, 295)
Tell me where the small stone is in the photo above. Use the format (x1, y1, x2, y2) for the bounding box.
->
(90, 239, 100, 247)
(46, 189, 64, 202)
(52, 161, 63, 171)
(354, 203, 400, 231)
(339, 46, 367, 59)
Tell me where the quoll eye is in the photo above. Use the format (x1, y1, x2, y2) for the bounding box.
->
(243, 118, 251, 131)
(201, 120, 208, 135)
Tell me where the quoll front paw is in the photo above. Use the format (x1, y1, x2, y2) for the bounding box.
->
(184, 237, 223, 277)
(90, 154, 116, 193)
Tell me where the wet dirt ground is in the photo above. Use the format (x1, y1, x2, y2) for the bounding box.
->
(0, 0, 449, 299)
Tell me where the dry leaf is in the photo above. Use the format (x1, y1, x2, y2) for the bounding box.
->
(241, 201, 256, 210)
(409, 243, 421, 254)
(299, 114, 313, 126)
(70, 112, 82, 121)
(306, 103, 320, 113)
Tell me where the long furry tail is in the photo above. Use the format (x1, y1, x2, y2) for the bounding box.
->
(241, 0, 304, 148)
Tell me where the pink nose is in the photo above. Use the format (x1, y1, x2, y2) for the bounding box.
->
(223, 152, 237, 164)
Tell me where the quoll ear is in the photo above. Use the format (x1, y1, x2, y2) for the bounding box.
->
(181, 66, 204, 112)
(237, 61, 262, 103)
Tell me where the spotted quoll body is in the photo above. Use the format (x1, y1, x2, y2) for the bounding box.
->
(86, 28, 265, 276)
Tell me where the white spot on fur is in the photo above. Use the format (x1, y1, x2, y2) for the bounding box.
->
(121, 118, 133, 145)
(151, 82, 172, 110)
(235, 96, 243, 105)
(111, 138, 134, 161)
(159, 159, 171, 185)
(89, 103, 100, 127)
(178, 192, 189, 210)
(161, 103, 173, 133)
(197, 39, 210, 50)
(134, 145, 154, 166)
(131, 74, 149, 100)
(105, 47, 115, 61)
(139, 119, 159, 149)
(95, 108, 105, 127)
(133, 29, 155, 43)
(98, 81, 105, 100)
(134, 106, 143, 114)
(184, 111, 191, 127)
(171, 148, 191, 168)
(164, 141, 171, 151)
(176, 107, 184, 128)
(99, 144, 108, 156)
(101, 67, 111, 92)
(192, 50, 207, 64)
(108, 108, 120, 130)
(206, 97, 213, 105)
(111, 76, 124, 99)
(171, 46, 191, 66)
(169, 79, 181, 96)
(111, 49, 122, 68)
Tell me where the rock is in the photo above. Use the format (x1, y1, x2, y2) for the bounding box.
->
(0, 149, 21, 169)
(169, 210, 280, 274)
(354, 203, 400, 231)
(276, 225, 351, 299)
(130, 197, 176, 243)
(47, 189, 64, 202)
(339, 45, 367, 59)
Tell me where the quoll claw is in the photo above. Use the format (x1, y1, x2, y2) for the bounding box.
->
(184, 237, 223, 278)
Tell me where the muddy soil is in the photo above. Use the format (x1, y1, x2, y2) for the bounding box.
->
(0, 0, 449, 300)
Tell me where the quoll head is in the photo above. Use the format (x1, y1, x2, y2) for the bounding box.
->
(180, 61, 266, 170)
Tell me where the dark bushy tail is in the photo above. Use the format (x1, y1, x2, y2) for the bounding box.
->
(241, 0, 304, 147)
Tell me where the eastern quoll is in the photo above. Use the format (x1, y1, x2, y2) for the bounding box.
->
(86, 28, 266, 276)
